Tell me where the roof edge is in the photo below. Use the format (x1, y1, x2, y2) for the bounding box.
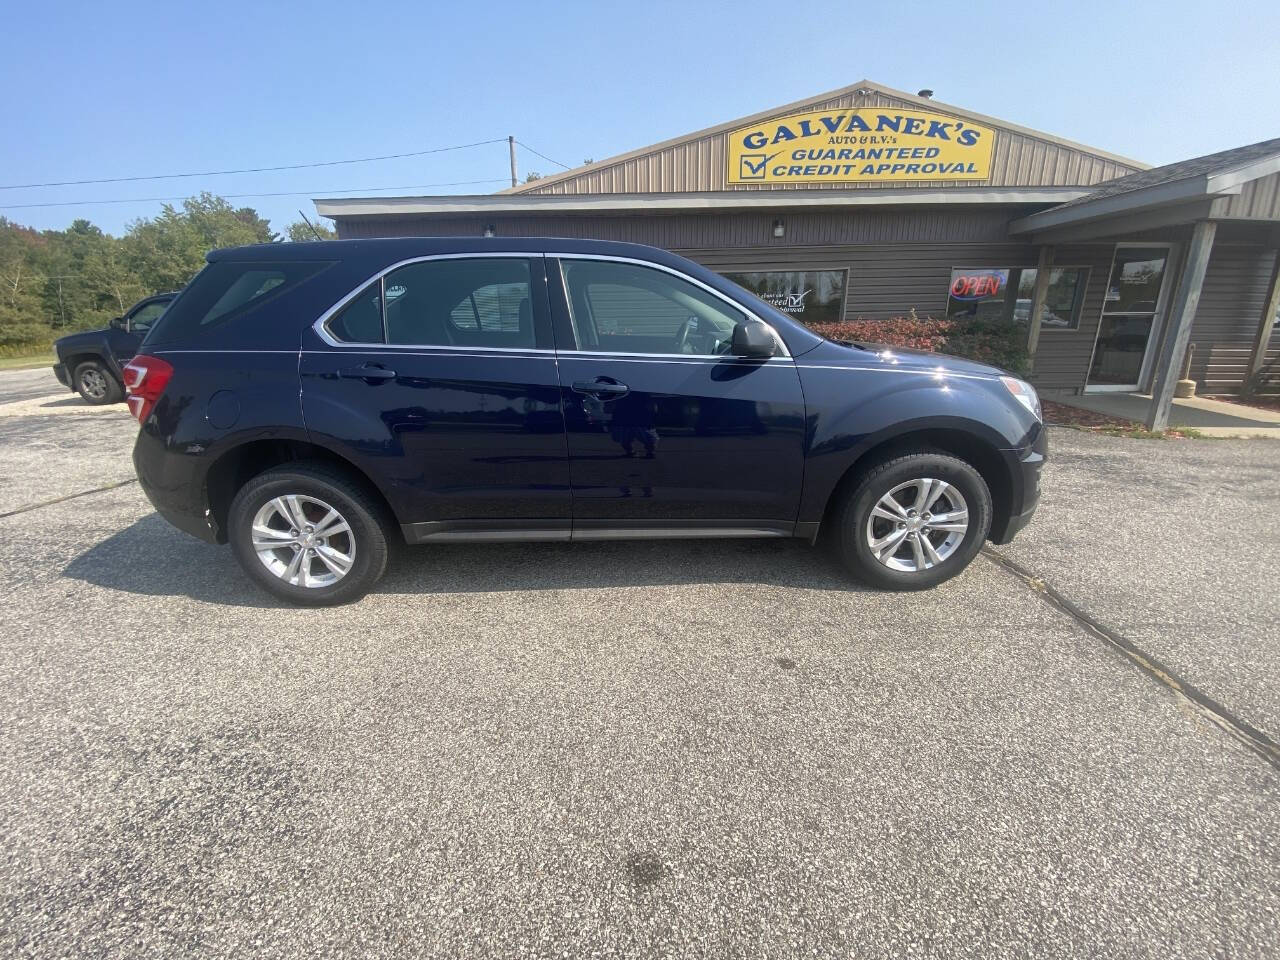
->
(1206, 150, 1280, 193)
(316, 187, 1089, 219)
(1009, 176, 1227, 234)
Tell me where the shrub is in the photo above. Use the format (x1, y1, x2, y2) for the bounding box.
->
(804, 308, 1029, 376)
(809, 308, 953, 352)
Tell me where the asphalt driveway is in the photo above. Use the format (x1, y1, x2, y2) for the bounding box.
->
(1, 369, 1277, 959)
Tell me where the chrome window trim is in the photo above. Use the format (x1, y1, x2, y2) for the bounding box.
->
(312, 251, 543, 349)
(556, 350, 792, 362)
(301, 346, 556, 357)
(553, 253, 792, 359)
(312, 249, 792, 359)
(308, 341, 557, 355)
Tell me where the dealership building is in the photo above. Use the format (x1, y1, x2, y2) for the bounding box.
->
(316, 80, 1280, 410)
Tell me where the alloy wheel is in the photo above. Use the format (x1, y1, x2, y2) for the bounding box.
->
(251, 494, 355, 588)
(79, 368, 108, 400)
(864, 478, 969, 573)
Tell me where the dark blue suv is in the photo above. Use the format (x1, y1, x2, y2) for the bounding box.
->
(126, 238, 1045, 605)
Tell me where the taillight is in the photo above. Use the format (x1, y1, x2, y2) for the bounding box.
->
(122, 355, 174, 423)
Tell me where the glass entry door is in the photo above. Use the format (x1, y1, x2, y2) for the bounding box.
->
(1087, 246, 1172, 390)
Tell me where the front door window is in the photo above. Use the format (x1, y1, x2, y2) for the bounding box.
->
(1088, 247, 1170, 388)
(560, 259, 743, 356)
(127, 300, 169, 335)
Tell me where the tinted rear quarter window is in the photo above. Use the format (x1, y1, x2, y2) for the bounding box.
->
(145, 260, 329, 345)
(327, 281, 385, 343)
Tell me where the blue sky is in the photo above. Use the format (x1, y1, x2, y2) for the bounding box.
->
(3, 0, 1279, 235)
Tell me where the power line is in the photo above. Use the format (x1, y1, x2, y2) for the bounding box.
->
(0, 179, 510, 210)
(0, 138, 508, 191)
(515, 140, 572, 171)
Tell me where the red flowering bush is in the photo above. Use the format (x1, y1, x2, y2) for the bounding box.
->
(805, 308, 1030, 375)
(807, 309, 954, 352)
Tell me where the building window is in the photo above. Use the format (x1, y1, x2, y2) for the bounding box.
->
(946, 266, 1088, 330)
(721, 270, 848, 326)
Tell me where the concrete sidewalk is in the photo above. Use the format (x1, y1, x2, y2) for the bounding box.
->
(1048, 391, 1280, 437)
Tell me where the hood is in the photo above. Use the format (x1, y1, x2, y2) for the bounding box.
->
(54, 328, 110, 355)
(804, 337, 1009, 379)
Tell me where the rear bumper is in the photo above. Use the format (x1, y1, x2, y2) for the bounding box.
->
(52, 362, 71, 389)
(133, 427, 221, 544)
(989, 423, 1047, 545)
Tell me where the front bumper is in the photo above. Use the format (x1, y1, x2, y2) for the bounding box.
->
(990, 423, 1047, 545)
(52, 362, 71, 389)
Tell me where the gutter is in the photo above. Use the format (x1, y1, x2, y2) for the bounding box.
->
(316, 187, 1091, 219)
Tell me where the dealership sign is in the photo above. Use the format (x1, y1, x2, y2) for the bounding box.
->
(727, 108, 995, 185)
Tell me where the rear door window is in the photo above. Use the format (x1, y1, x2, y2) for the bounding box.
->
(386, 258, 536, 348)
(146, 260, 329, 344)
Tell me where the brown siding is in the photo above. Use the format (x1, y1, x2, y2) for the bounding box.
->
(1188, 244, 1279, 392)
(517, 89, 1140, 196)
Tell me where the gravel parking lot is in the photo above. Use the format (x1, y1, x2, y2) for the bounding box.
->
(1, 368, 1277, 959)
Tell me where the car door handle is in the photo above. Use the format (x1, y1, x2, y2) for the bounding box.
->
(338, 363, 397, 382)
(572, 378, 629, 398)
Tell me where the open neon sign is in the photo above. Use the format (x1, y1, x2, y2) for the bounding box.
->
(949, 270, 1008, 301)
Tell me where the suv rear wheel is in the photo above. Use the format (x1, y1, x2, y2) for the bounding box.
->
(833, 449, 992, 590)
(74, 360, 122, 405)
(228, 463, 390, 605)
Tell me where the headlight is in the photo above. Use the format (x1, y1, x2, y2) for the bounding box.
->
(1000, 376, 1042, 421)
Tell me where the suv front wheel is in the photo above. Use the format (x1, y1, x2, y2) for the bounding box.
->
(833, 449, 992, 590)
(228, 463, 390, 605)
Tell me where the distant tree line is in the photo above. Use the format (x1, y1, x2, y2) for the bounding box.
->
(0, 193, 335, 355)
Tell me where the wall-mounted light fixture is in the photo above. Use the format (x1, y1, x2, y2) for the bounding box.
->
(772, 219, 785, 239)
(483, 225, 495, 238)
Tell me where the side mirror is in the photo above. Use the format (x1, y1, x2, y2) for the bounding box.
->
(730, 321, 777, 358)
(109, 316, 127, 331)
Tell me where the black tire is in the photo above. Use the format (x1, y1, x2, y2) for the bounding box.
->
(228, 462, 390, 606)
(832, 448, 992, 591)
(74, 360, 123, 405)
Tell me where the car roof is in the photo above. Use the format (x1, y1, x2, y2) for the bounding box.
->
(206, 236, 691, 266)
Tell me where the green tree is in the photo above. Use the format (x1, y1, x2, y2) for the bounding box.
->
(0, 219, 51, 349)
(285, 218, 337, 242)
(0, 194, 284, 354)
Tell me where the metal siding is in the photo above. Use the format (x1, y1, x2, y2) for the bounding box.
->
(1025, 245, 1117, 391)
(1223, 172, 1280, 219)
(1187, 244, 1280, 391)
(517, 90, 1142, 196)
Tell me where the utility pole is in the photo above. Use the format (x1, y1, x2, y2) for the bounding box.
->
(509, 136, 518, 188)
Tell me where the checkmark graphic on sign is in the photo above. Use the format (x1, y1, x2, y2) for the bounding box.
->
(739, 152, 777, 180)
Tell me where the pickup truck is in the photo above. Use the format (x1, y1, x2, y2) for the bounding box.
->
(52, 292, 177, 404)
